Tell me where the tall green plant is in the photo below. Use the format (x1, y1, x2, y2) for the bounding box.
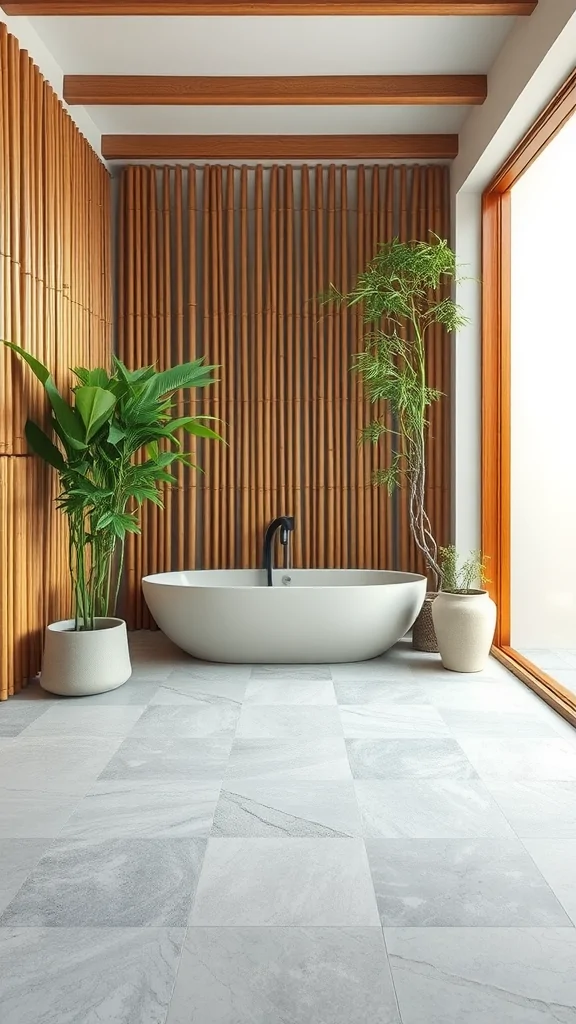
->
(322, 236, 468, 588)
(2, 342, 221, 630)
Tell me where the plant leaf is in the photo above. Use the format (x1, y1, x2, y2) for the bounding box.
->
(75, 386, 117, 441)
(1, 340, 50, 384)
(73, 366, 110, 388)
(44, 378, 87, 450)
(24, 420, 66, 471)
(145, 359, 218, 401)
(108, 423, 126, 446)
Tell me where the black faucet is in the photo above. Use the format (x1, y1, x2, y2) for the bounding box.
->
(263, 516, 295, 587)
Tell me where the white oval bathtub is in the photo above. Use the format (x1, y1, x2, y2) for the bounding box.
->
(142, 569, 426, 664)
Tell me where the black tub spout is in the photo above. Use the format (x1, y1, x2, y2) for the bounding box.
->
(263, 516, 295, 587)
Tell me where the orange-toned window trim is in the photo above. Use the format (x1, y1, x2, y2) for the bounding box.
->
(482, 66, 576, 723)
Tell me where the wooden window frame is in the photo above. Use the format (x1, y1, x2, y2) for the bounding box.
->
(482, 67, 576, 724)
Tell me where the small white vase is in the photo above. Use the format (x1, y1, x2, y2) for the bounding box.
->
(431, 590, 497, 673)
(41, 617, 132, 696)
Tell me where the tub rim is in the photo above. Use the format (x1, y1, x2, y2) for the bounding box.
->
(142, 568, 427, 591)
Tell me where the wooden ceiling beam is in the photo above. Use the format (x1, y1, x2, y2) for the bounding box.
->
(0, 2, 538, 15)
(64, 74, 487, 107)
(101, 133, 459, 160)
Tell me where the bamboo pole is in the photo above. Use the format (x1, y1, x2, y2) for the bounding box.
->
(187, 165, 198, 569)
(301, 165, 311, 568)
(340, 166, 350, 568)
(254, 165, 265, 550)
(225, 165, 236, 566)
(326, 164, 336, 567)
(239, 165, 250, 567)
(355, 166, 366, 568)
(285, 166, 297, 560)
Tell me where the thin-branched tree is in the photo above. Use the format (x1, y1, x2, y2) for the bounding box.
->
(322, 236, 467, 588)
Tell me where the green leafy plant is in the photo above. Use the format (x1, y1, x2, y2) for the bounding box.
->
(439, 545, 490, 593)
(321, 235, 468, 588)
(2, 341, 221, 630)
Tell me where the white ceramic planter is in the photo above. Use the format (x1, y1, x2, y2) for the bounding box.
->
(432, 590, 497, 673)
(41, 617, 132, 696)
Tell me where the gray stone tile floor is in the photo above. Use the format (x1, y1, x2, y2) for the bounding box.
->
(1, 633, 576, 1022)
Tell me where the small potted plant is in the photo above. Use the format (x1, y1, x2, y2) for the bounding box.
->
(2, 341, 220, 696)
(432, 545, 496, 673)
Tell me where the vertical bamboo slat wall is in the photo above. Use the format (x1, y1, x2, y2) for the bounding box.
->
(118, 163, 450, 630)
(0, 22, 112, 699)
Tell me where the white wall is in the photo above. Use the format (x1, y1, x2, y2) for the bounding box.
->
(510, 117, 576, 648)
(451, 0, 576, 558)
(451, 191, 482, 555)
(0, 9, 101, 157)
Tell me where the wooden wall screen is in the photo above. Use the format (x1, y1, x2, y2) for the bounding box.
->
(118, 163, 451, 629)
(0, 21, 112, 699)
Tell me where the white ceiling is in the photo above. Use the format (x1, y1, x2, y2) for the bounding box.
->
(28, 15, 515, 75)
(93, 104, 468, 136)
(5, 12, 520, 157)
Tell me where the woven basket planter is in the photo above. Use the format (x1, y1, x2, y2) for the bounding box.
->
(412, 592, 439, 653)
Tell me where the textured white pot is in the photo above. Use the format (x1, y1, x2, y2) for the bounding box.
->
(41, 617, 132, 696)
(432, 590, 497, 673)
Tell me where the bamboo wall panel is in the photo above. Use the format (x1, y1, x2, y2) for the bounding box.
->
(0, 21, 111, 698)
(118, 163, 450, 629)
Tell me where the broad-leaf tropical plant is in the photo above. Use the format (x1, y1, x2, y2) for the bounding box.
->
(321, 236, 468, 588)
(2, 341, 221, 630)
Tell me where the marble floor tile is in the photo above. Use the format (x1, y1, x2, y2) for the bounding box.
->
(0, 926, 185, 1024)
(458, 737, 576, 781)
(439, 708, 560, 738)
(59, 681, 161, 706)
(487, 780, 576, 838)
(130, 704, 240, 738)
(236, 706, 343, 739)
(150, 676, 247, 706)
(20, 706, 145, 737)
(334, 680, 430, 705)
(0, 704, 52, 736)
(355, 779, 515, 838)
(419, 680, 539, 711)
(386, 927, 576, 1024)
(169, 663, 252, 681)
(0, 837, 206, 927)
(367, 839, 569, 927)
(0, 789, 84, 838)
(126, 665, 174, 682)
(9, 681, 59, 703)
(243, 678, 337, 705)
(166, 927, 400, 1024)
(250, 665, 332, 680)
(99, 736, 232, 781)
(225, 738, 352, 781)
(191, 838, 379, 926)
(0, 840, 50, 912)
(346, 739, 478, 780)
(523, 839, 576, 924)
(330, 660, 415, 681)
(0, 736, 124, 793)
(60, 780, 221, 839)
(340, 705, 450, 739)
(519, 648, 576, 670)
(212, 780, 362, 837)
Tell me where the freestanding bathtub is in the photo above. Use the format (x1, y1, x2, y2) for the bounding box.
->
(142, 569, 426, 664)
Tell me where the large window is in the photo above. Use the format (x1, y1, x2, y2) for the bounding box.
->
(482, 70, 576, 721)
